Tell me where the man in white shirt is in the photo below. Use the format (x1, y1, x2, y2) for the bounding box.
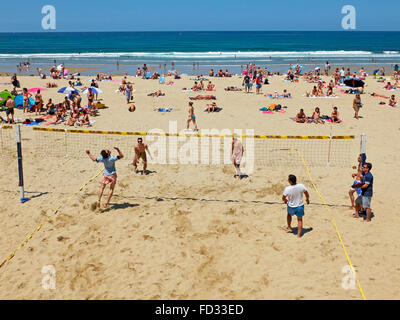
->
(282, 175, 310, 238)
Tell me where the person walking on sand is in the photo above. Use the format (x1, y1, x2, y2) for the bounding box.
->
(132, 137, 152, 175)
(353, 93, 362, 119)
(186, 101, 198, 131)
(231, 134, 244, 180)
(282, 174, 310, 238)
(86, 147, 124, 209)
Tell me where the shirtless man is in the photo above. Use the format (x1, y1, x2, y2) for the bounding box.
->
(5, 97, 15, 124)
(133, 137, 152, 174)
(331, 107, 340, 122)
(296, 109, 307, 123)
(231, 134, 244, 180)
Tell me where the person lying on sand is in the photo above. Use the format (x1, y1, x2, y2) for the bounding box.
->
(148, 90, 165, 97)
(189, 95, 216, 100)
(296, 109, 307, 123)
(225, 86, 242, 91)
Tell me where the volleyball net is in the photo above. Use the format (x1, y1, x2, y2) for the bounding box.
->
(17, 127, 358, 168)
(1, 126, 360, 168)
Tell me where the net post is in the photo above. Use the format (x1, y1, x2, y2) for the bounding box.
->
(64, 129, 69, 158)
(327, 124, 333, 167)
(360, 133, 366, 154)
(16, 125, 30, 204)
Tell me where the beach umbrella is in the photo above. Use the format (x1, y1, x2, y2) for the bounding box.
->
(344, 78, 365, 88)
(0, 91, 15, 101)
(28, 88, 47, 93)
(58, 87, 79, 94)
(14, 95, 35, 110)
(81, 87, 103, 95)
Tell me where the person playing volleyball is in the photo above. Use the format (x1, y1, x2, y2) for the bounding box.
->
(86, 147, 124, 208)
(231, 134, 244, 180)
(133, 138, 152, 174)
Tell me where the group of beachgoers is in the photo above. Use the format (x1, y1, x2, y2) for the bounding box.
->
(295, 106, 340, 124)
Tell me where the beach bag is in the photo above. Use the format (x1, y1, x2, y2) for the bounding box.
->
(274, 104, 282, 111)
(264, 78, 269, 85)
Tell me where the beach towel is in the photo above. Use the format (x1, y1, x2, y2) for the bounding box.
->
(156, 108, 173, 112)
(305, 94, 338, 98)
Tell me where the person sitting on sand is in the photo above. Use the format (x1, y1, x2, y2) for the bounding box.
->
(311, 107, 324, 124)
(388, 95, 397, 107)
(311, 86, 318, 96)
(317, 86, 324, 97)
(296, 109, 307, 123)
(192, 81, 200, 91)
(384, 82, 393, 90)
(79, 109, 90, 126)
(46, 99, 54, 113)
(326, 84, 333, 96)
(189, 95, 216, 100)
(283, 89, 291, 98)
(331, 106, 340, 122)
(272, 91, 279, 99)
(207, 102, 217, 113)
(206, 81, 215, 91)
(86, 147, 124, 209)
(209, 69, 214, 77)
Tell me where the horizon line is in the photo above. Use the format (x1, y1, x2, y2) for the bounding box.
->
(1, 30, 400, 34)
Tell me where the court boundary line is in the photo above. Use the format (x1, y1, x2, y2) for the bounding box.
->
(0, 169, 103, 270)
(295, 149, 367, 300)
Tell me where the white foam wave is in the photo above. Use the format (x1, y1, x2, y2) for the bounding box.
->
(0, 50, 399, 59)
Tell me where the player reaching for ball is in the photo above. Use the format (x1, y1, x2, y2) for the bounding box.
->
(86, 147, 123, 208)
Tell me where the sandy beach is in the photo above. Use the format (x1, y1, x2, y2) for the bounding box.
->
(0, 73, 400, 299)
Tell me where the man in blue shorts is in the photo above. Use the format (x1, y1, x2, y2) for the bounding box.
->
(282, 174, 310, 238)
(352, 162, 374, 222)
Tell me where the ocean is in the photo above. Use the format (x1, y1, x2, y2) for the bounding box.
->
(0, 31, 399, 75)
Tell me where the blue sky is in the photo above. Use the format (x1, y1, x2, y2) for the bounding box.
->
(0, 0, 399, 32)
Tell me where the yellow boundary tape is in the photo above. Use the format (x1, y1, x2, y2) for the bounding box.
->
(0, 169, 103, 270)
(32, 127, 355, 140)
(296, 149, 366, 300)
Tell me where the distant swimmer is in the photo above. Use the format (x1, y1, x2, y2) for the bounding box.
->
(231, 134, 244, 180)
(132, 137, 152, 175)
(86, 147, 124, 209)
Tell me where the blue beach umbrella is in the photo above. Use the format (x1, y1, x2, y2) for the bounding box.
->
(81, 87, 103, 95)
(14, 95, 35, 110)
(58, 87, 79, 94)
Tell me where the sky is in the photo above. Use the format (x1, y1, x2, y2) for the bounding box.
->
(0, 0, 399, 32)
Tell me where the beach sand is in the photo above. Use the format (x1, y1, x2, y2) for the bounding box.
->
(0, 74, 399, 299)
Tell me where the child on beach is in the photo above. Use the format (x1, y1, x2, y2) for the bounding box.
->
(388, 95, 397, 107)
(349, 171, 362, 210)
